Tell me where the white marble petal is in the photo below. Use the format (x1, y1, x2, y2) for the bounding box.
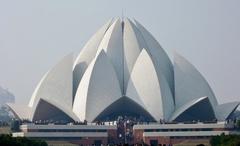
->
(73, 50, 122, 122)
(127, 49, 174, 121)
(174, 53, 218, 110)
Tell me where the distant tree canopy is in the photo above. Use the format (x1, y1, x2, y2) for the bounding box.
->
(10, 120, 20, 132)
(210, 133, 240, 146)
(0, 106, 12, 122)
(237, 120, 240, 128)
(0, 134, 47, 146)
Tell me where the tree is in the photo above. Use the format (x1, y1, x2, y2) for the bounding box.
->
(237, 120, 240, 128)
(0, 134, 48, 146)
(10, 119, 20, 132)
(210, 133, 240, 146)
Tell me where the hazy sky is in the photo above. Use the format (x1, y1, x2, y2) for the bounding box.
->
(0, 0, 240, 105)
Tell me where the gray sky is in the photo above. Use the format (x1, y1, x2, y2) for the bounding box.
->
(0, 0, 240, 105)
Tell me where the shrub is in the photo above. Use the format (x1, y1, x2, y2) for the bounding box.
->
(210, 133, 240, 146)
(0, 134, 47, 146)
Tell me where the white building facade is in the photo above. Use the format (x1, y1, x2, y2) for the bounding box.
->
(7, 18, 239, 123)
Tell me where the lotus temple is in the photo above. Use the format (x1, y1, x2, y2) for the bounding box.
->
(6, 18, 240, 145)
